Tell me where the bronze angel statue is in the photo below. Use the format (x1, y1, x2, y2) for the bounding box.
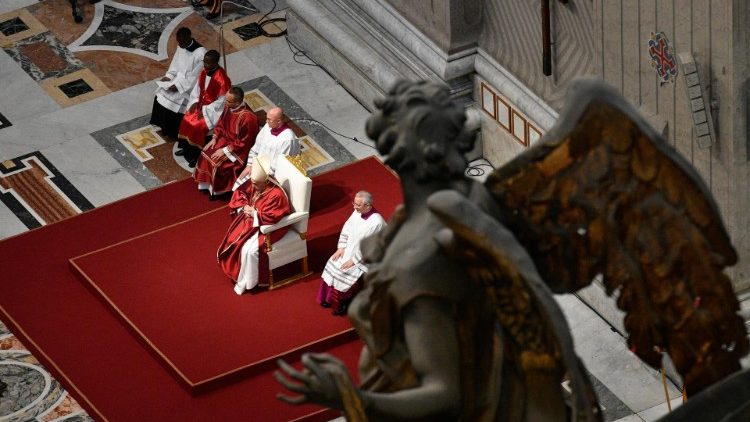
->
(275, 79, 750, 421)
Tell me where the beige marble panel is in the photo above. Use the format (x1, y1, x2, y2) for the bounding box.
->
(298, 135, 335, 171)
(40, 68, 111, 107)
(0, 9, 46, 47)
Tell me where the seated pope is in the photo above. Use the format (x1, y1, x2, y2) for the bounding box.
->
(217, 155, 291, 295)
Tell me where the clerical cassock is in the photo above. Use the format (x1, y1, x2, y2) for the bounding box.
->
(194, 102, 259, 195)
(217, 157, 291, 294)
(178, 65, 231, 148)
(149, 39, 206, 139)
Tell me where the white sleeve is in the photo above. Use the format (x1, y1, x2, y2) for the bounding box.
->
(187, 81, 200, 107)
(202, 96, 226, 129)
(174, 48, 205, 94)
(223, 146, 237, 162)
(248, 127, 265, 160)
(351, 218, 386, 265)
(337, 215, 354, 249)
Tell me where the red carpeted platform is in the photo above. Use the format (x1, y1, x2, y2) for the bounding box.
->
(70, 207, 355, 394)
(0, 157, 401, 421)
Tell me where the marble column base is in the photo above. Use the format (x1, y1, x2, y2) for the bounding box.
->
(286, 0, 475, 111)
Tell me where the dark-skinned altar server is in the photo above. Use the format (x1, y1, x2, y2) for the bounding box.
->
(150, 27, 206, 141)
(316, 190, 386, 315)
(177, 49, 231, 167)
(194, 86, 259, 198)
(217, 155, 291, 295)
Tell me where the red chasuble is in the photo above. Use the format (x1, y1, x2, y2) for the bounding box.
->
(178, 66, 231, 147)
(194, 104, 259, 193)
(217, 182, 291, 285)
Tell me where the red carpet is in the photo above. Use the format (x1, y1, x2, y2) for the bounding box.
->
(70, 207, 355, 394)
(0, 157, 401, 421)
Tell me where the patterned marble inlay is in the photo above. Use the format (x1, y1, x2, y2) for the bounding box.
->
(221, 10, 287, 50)
(117, 125, 193, 183)
(19, 41, 68, 73)
(233, 22, 263, 41)
(0, 17, 28, 36)
(40, 68, 111, 108)
(297, 135, 335, 171)
(91, 76, 356, 190)
(0, 152, 94, 229)
(0, 319, 90, 422)
(58, 78, 94, 98)
(0, 9, 47, 47)
(3, 32, 84, 81)
(243, 88, 274, 112)
(0, 113, 11, 130)
(116, 125, 168, 162)
(67, 0, 192, 61)
(0, 362, 47, 417)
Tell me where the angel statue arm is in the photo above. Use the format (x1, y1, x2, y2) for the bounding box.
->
(276, 296, 462, 419)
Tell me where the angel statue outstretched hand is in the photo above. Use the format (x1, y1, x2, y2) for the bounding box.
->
(275, 79, 750, 421)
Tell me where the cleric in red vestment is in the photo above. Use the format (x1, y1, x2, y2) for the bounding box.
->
(194, 86, 259, 198)
(217, 155, 291, 295)
(177, 49, 231, 167)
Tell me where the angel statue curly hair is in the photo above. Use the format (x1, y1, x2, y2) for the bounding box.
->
(365, 80, 478, 183)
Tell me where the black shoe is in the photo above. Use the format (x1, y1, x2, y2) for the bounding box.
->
(332, 299, 351, 316)
(206, 12, 219, 20)
(191, 0, 205, 7)
(188, 160, 196, 168)
(320, 302, 331, 308)
(174, 149, 185, 156)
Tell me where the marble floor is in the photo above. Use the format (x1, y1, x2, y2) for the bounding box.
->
(0, 1, 690, 421)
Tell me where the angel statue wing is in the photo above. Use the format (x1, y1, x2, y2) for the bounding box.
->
(428, 190, 602, 422)
(477, 77, 747, 395)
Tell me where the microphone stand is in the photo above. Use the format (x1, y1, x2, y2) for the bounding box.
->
(217, 1, 258, 73)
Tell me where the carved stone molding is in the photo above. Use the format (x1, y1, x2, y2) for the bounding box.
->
(286, 0, 480, 110)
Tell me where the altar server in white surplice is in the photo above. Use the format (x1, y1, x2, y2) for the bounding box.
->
(149, 27, 206, 140)
(317, 191, 386, 315)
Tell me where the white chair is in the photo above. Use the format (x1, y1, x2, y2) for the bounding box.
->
(259, 155, 312, 289)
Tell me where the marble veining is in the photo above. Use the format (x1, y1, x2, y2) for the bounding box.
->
(0, 152, 94, 229)
(233, 22, 264, 41)
(0, 16, 28, 36)
(90, 115, 166, 190)
(58, 78, 94, 98)
(93, 75, 354, 190)
(3, 32, 84, 82)
(0, 362, 47, 417)
(67, 0, 192, 61)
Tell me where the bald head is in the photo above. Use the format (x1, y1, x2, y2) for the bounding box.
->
(267, 107, 284, 129)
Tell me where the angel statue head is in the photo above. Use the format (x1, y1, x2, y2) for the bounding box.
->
(366, 80, 479, 183)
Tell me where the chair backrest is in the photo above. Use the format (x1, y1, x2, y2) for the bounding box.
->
(272, 155, 312, 232)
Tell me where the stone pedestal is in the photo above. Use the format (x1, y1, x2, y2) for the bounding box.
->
(286, 0, 479, 110)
